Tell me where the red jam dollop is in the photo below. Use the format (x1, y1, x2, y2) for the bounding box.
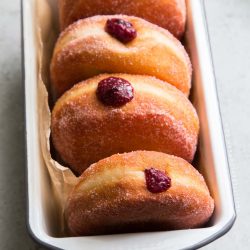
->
(105, 18, 137, 43)
(144, 168, 171, 193)
(96, 77, 134, 107)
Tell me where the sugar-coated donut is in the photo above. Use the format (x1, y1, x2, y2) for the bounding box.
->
(50, 15, 192, 98)
(51, 74, 199, 175)
(65, 151, 214, 236)
(59, 0, 186, 39)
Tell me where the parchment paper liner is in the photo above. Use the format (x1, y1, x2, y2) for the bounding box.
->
(36, 0, 78, 235)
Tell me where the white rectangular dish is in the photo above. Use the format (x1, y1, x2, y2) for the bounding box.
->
(22, 0, 236, 249)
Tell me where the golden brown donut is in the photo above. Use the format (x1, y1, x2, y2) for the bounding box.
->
(65, 151, 214, 236)
(59, 0, 186, 39)
(50, 15, 192, 98)
(51, 74, 199, 175)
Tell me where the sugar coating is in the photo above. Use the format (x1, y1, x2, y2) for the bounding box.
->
(51, 74, 199, 175)
(65, 151, 214, 235)
(59, 0, 186, 39)
(50, 15, 192, 97)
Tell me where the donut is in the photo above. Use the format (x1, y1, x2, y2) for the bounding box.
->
(50, 15, 192, 98)
(51, 74, 199, 175)
(58, 0, 186, 39)
(65, 151, 214, 236)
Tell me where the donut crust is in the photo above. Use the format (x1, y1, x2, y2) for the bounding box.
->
(59, 0, 186, 39)
(65, 151, 214, 236)
(51, 74, 199, 175)
(50, 15, 191, 98)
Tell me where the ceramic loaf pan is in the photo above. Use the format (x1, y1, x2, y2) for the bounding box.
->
(22, 0, 236, 249)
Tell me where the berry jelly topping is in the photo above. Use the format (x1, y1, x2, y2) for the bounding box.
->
(105, 18, 137, 43)
(96, 77, 134, 107)
(144, 168, 171, 193)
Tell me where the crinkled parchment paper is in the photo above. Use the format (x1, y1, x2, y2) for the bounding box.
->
(36, 0, 78, 235)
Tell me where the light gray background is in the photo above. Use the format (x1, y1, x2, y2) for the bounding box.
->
(0, 0, 249, 249)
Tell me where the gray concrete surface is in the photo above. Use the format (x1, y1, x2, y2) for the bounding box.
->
(202, 0, 250, 247)
(0, 0, 249, 249)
